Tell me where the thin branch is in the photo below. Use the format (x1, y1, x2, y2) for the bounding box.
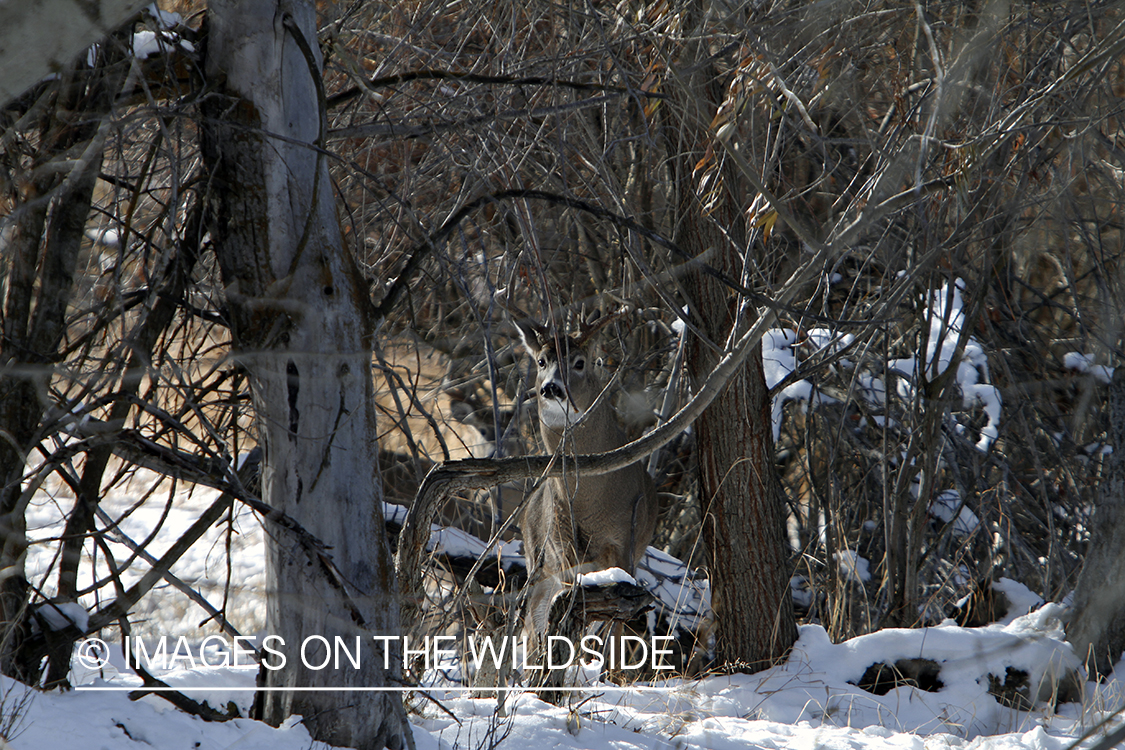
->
(325, 69, 667, 110)
(94, 507, 246, 642)
(372, 188, 892, 328)
(328, 93, 622, 140)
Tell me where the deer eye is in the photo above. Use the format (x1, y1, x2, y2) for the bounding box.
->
(573, 358, 585, 372)
(537, 358, 546, 368)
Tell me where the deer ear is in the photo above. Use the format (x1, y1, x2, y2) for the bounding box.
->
(515, 320, 547, 355)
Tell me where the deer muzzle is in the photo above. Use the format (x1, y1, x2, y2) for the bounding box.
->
(540, 381, 566, 402)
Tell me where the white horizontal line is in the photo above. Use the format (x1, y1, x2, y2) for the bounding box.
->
(76, 685, 676, 693)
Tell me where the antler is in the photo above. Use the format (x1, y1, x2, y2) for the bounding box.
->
(574, 305, 629, 347)
(499, 286, 630, 348)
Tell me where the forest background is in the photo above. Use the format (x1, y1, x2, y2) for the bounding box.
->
(1, 1, 1124, 747)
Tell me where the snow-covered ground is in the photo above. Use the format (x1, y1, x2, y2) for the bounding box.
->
(26, 467, 267, 641)
(9, 610, 1125, 750)
(16, 279, 1124, 748)
(15, 466, 1125, 750)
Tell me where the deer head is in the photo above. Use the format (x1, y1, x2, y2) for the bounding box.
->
(515, 311, 623, 446)
(516, 322, 592, 434)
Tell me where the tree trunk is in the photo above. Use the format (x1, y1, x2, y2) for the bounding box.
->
(684, 233, 798, 671)
(663, 50, 797, 672)
(1066, 367, 1125, 679)
(202, 2, 405, 747)
(0, 45, 126, 684)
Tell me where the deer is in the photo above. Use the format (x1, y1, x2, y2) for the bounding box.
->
(515, 317, 660, 651)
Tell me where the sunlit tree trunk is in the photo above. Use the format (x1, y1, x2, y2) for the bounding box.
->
(202, 2, 405, 747)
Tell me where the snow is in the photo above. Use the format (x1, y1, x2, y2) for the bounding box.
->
(12, 670, 328, 750)
(889, 280, 1002, 452)
(132, 30, 195, 59)
(21, 607, 1115, 750)
(84, 227, 120, 247)
(671, 306, 689, 335)
(14, 468, 1125, 750)
(431, 523, 522, 562)
(1063, 352, 1115, 384)
(77, 8, 194, 75)
(836, 550, 872, 583)
(575, 567, 637, 586)
(636, 546, 710, 633)
(991, 579, 1047, 626)
(13, 323, 1123, 749)
(714, 278, 1003, 452)
(791, 576, 814, 610)
(146, 4, 183, 29)
(26, 466, 268, 641)
(33, 602, 88, 633)
(930, 490, 981, 538)
(762, 328, 846, 441)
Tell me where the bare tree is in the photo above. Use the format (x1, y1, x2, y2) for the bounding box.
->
(201, 1, 405, 746)
(657, 19, 799, 667)
(0, 27, 139, 685)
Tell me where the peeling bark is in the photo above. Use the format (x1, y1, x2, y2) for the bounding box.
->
(202, 2, 406, 747)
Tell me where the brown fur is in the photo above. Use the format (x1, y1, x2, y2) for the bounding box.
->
(516, 321, 659, 634)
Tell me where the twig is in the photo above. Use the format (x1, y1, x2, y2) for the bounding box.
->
(94, 506, 246, 643)
(326, 68, 668, 109)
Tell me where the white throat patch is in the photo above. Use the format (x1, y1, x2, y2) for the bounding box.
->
(539, 396, 583, 429)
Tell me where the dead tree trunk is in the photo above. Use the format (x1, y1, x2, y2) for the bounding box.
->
(201, 2, 405, 747)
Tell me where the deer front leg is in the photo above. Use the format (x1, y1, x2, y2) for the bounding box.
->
(521, 486, 573, 637)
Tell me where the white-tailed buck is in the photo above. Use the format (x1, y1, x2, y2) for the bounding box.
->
(516, 318, 659, 639)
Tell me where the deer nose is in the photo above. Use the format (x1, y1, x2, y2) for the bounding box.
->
(540, 381, 565, 402)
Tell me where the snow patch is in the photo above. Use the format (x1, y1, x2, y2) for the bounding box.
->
(1063, 352, 1115, 384)
(930, 490, 980, 537)
(35, 601, 88, 632)
(575, 567, 637, 587)
(132, 30, 195, 59)
(836, 549, 872, 583)
(889, 280, 1002, 452)
(763, 328, 848, 440)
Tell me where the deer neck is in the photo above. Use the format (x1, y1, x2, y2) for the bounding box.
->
(539, 400, 626, 458)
